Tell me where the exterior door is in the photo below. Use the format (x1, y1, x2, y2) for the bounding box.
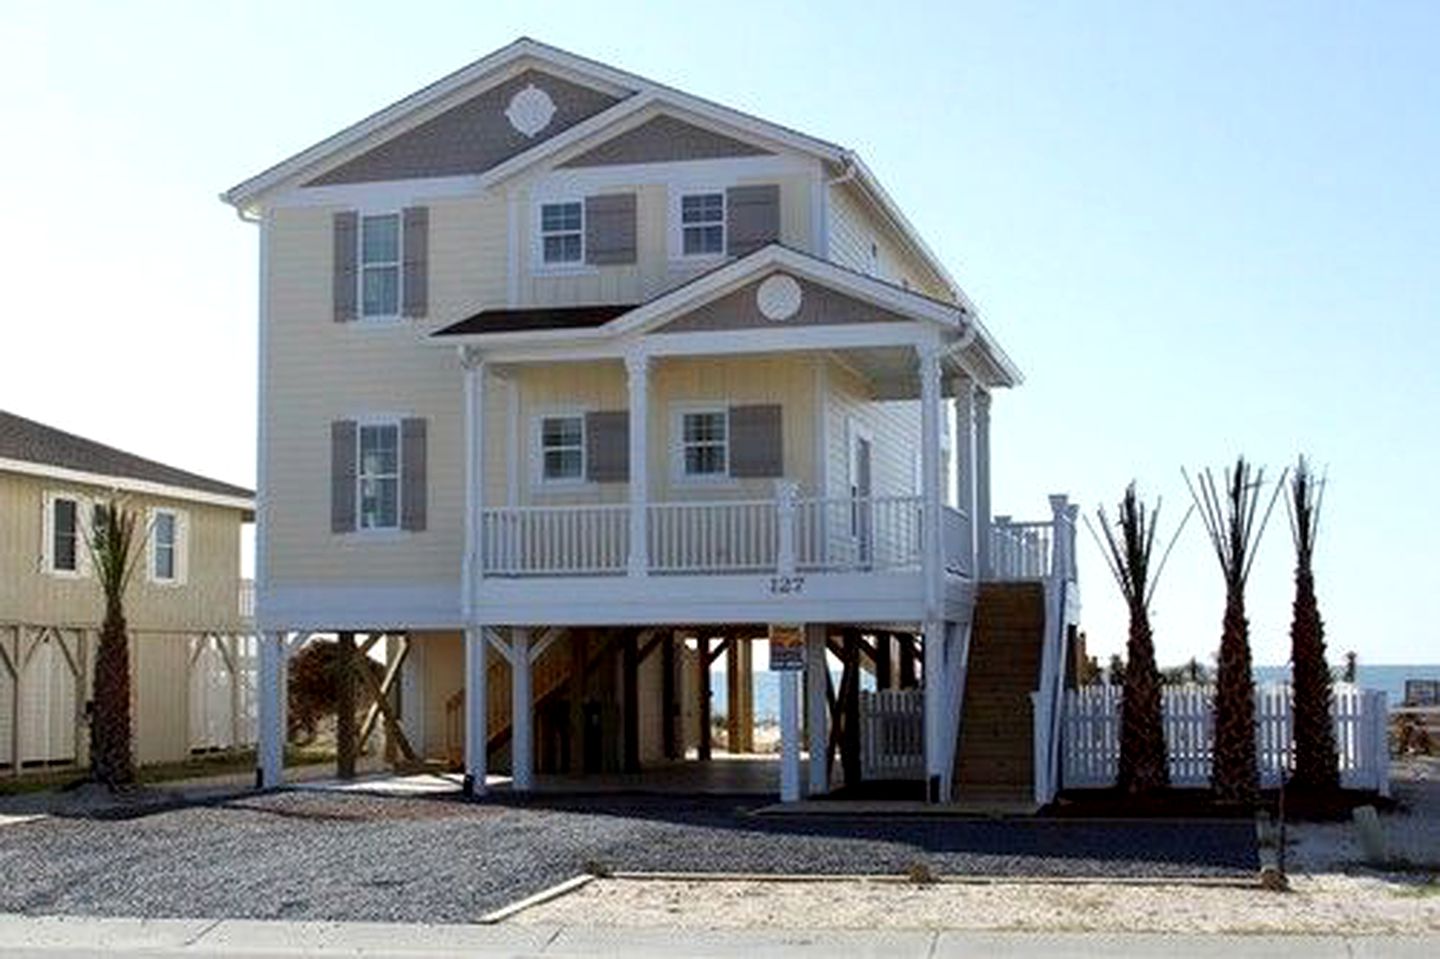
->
(852, 435, 873, 566)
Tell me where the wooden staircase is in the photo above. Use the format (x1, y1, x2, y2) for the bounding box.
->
(952, 582, 1046, 802)
(443, 629, 574, 769)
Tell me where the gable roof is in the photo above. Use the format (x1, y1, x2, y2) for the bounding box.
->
(0, 410, 254, 512)
(219, 38, 961, 303)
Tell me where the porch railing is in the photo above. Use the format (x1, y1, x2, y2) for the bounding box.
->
(988, 519, 1055, 579)
(481, 504, 630, 576)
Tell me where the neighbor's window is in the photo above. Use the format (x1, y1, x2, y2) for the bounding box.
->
(51, 496, 80, 573)
(680, 192, 724, 256)
(358, 422, 400, 529)
(540, 202, 583, 265)
(681, 410, 727, 477)
(360, 213, 401, 316)
(540, 415, 584, 482)
(152, 510, 177, 582)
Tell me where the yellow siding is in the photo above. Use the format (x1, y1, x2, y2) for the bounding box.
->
(828, 183, 952, 301)
(0, 471, 247, 632)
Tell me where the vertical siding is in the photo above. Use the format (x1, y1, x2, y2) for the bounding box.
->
(824, 357, 921, 499)
(131, 633, 192, 765)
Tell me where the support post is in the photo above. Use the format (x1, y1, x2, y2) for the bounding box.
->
(257, 631, 286, 789)
(874, 634, 893, 692)
(951, 374, 978, 576)
(625, 351, 650, 578)
(622, 630, 640, 773)
(778, 667, 802, 802)
(841, 631, 862, 787)
(919, 345, 944, 620)
(511, 627, 533, 791)
(463, 626, 487, 796)
(661, 632, 677, 760)
(923, 618, 947, 803)
(899, 633, 918, 689)
(805, 624, 829, 795)
(975, 389, 992, 578)
(569, 631, 586, 775)
(697, 636, 712, 761)
(462, 351, 486, 614)
(335, 631, 357, 780)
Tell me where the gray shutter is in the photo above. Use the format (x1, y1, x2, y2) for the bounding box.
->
(585, 410, 630, 483)
(402, 206, 429, 318)
(331, 420, 357, 533)
(584, 193, 637, 265)
(401, 417, 428, 531)
(726, 184, 780, 258)
(728, 404, 783, 478)
(333, 211, 358, 322)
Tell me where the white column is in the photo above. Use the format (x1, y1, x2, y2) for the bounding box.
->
(462, 351, 487, 614)
(463, 626, 487, 796)
(257, 631, 285, 789)
(923, 618, 947, 803)
(401, 636, 427, 758)
(975, 390, 992, 578)
(918, 345, 944, 620)
(778, 668, 802, 802)
(625, 351, 650, 578)
(805, 624, 829, 795)
(511, 627, 534, 791)
(951, 374, 978, 575)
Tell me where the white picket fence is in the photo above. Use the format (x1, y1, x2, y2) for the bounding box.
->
(859, 689, 925, 780)
(1061, 683, 1390, 794)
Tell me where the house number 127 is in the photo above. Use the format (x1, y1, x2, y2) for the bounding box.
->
(768, 576, 805, 595)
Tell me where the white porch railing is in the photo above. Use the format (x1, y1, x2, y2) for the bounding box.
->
(649, 499, 778, 573)
(988, 519, 1057, 580)
(794, 495, 924, 573)
(860, 689, 925, 780)
(481, 504, 630, 575)
(1061, 683, 1391, 795)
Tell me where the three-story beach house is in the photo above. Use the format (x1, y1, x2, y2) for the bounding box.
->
(223, 39, 1079, 805)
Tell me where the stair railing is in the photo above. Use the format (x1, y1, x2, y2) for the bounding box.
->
(1029, 495, 1079, 806)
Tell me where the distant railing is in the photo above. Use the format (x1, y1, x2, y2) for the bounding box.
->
(481, 504, 629, 576)
(860, 689, 925, 780)
(238, 579, 255, 620)
(988, 520, 1054, 579)
(1061, 683, 1391, 794)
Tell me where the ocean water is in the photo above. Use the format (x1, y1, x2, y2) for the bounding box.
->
(711, 664, 1440, 724)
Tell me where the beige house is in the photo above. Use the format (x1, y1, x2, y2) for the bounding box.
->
(224, 39, 1080, 806)
(0, 410, 255, 771)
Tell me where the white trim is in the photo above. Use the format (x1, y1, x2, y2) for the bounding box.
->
(357, 210, 404, 322)
(529, 153, 812, 197)
(534, 198, 587, 271)
(531, 407, 590, 489)
(670, 404, 732, 485)
(42, 491, 85, 579)
(147, 506, 187, 586)
(2, 459, 252, 513)
(256, 212, 272, 592)
(670, 187, 727, 264)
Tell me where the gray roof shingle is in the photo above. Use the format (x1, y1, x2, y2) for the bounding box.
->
(0, 410, 253, 504)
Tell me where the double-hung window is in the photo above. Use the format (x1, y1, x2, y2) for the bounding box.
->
(540, 415, 584, 482)
(152, 510, 177, 582)
(540, 201, 583, 265)
(360, 214, 401, 317)
(358, 422, 400, 530)
(51, 496, 80, 573)
(680, 192, 724, 256)
(681, 410, 728, 477)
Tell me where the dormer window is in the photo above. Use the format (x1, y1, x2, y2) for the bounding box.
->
(360, 214, 401, 317)
(680, 192, 725, 256)
(540, 202, 584, 264)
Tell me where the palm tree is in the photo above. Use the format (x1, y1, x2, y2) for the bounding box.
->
(1086, 484, 1191, 795)
(86, 500, 145, 788)
(1285, 457, 1339, 791)
(1185, 458, 1284, 805)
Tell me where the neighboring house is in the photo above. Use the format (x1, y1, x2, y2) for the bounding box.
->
(0, 410, 256, 772)
(224, 38, 1080, 805)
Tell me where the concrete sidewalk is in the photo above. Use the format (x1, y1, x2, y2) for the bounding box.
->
(0, 915, 1435, 958)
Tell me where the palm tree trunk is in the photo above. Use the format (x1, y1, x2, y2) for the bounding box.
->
(90, 598, 135, 787)
(1211, 592, 1258, 803)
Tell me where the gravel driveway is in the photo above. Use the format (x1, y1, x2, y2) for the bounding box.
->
(0, 792, 1256, 923)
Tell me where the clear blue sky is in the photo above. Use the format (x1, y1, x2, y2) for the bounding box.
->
(2, 1, 1435, 665)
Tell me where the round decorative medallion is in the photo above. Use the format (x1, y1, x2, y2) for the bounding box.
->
(756, 273, 803, 321)
(505, 84, 557, 138)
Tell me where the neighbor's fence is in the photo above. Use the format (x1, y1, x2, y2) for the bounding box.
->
(1061, 683, 1390, 794)
(859, 689, 925, 780)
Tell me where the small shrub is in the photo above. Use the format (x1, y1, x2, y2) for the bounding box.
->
(906, 860, 937, 885)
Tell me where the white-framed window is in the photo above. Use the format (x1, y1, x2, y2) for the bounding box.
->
(538, 414, 585, 483)
(360, 213, 401, 317)
(49, 495, 81, 574)
(679, 192, 725, 257)
(357, 421, 401, 530)
(151, 509, 178, 582)
(679, 409, 728, 478)
(539, 201, 584, 265)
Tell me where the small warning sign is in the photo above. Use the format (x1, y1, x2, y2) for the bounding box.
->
(768, 624, 805, 671)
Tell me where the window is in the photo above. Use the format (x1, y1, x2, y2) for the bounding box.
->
(681, 410, 728, 477)
(680, 192, 724, 256)
(51, 496, 79, 573)
(540, 201, 583, 265)
(358, 422, 400, 530)
(540, 415, 584, 482)
(360, 213, 400, 317)
(152, 510, 177, 582)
